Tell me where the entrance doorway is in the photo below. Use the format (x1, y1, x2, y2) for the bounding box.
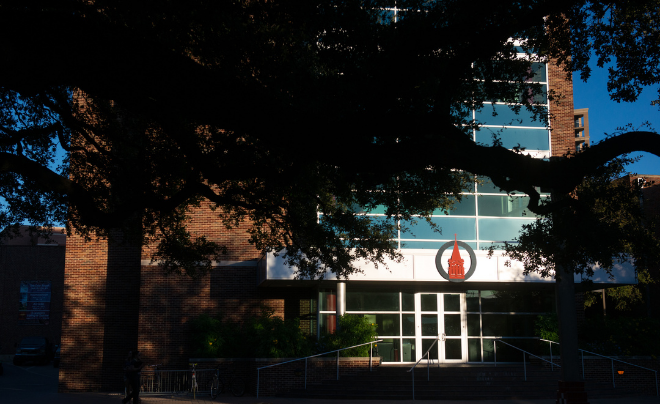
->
(416, 293, 466, 363)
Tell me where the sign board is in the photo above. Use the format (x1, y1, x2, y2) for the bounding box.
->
(19, 281, 51, 325)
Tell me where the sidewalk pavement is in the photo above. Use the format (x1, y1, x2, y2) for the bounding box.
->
(25, 392, 660, 404)
(2, 361, 657, 404)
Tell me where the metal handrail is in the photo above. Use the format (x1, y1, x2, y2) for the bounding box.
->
(540, 339, 658, 396)
(255, 339, 382, 398)
(406, 335, 441, 400)
(493, 339, 560, 382)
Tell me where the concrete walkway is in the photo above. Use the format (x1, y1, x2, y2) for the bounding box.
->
(1, 360, 656, 404)
(26, 392, 660, 404)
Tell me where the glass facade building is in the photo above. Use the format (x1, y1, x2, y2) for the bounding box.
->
(257, 41, 635, 365)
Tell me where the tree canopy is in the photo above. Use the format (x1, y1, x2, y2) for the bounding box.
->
(498, 156, 660, 280)
(1, 0, 660, 278)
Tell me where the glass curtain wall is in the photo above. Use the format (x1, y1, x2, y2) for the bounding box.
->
(467, 290, 555, 362)
(327, 288, 554, 363)
(331, 52, 550, 251)
(345, 290, 416, 362)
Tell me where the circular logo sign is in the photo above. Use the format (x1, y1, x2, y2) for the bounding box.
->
(435, 238, 477, 282)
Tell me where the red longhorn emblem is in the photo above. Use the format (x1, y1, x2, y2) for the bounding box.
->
(448, 234, 465, 279)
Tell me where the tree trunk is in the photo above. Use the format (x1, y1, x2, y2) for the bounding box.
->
(555, 263, 590, 404)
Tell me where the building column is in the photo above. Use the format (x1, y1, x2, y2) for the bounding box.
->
(336, 282, 346, 329)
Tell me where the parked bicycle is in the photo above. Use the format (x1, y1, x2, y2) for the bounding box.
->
(190, 363, 199, 399)
(147, 364, 162, 393)
(208, 364, 245, 398)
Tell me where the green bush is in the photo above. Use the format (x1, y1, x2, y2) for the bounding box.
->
(318, 314, 378, 357)
(244, 309, 314, 358)
(580, 317, 660, 357)
(189, 309, 314, 358)
(533, 314, 660, 357)
(189, 314, 225, 358)
(535, 314, 559, 342)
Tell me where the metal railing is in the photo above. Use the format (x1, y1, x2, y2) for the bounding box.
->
(493, 339, 560, 381)
(406, 335, 441, 400)
(540, 339, 658, 396)
(139, 368, 215, 395)
(255, 339, 382, 398)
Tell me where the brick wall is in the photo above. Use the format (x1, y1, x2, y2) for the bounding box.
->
(60, 201, 317, 392)
(548, 58, 575, 158)
(136, 264, 316, 372)
(0, 245, 65, 355)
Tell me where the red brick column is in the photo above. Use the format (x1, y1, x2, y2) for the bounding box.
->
(59, 231, 141, 392)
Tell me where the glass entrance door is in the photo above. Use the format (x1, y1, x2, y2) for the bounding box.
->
(416, 293, 466, 362)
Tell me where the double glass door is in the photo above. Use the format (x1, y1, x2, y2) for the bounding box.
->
(416, 293, 466, 362)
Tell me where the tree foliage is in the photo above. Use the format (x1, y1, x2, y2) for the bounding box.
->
(318, 315, 378, 357)
(2, 1, 660, 278)
(499, 156, 660, 278)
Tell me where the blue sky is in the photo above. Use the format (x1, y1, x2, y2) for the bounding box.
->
(572, 63, 660, 176)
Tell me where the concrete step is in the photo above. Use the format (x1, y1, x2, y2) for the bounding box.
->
(277, 364, 646, 400)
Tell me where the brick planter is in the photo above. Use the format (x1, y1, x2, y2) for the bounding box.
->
(532, 356, 659, 396)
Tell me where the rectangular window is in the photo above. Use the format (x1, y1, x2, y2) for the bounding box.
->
(476, 104, 548, 127)
(401, 217, 477, 240)
(478, 218, 537, 241)
(474, 127, 550, 151)
(477, 195, 536, 218)
(346, 291, 400, 311)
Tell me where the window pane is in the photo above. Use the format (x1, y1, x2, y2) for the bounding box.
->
(489, 339, 540, 362)
(421, 294, 437, 311)
(483, 338, 495, 362)
(478, 195, 536, 218)
(319, 313, 337, 334)
(402, 339, 416, 362)
(467, 314, 480, 336)
(402, 217, 476, 240)
(402, 292, 415, 311)
(422, 314, 438, 336)
(375, 314, 401, 336)
(346, 291, 400, 311)
(482, 314, 537, 337)
(402, 314, 415, 336)
(445, 339, 462, 360)
(444, 294, 461, 312)
(432, 195, 476, 216)
(475, 127, 549, 151)
(466, 290, 480, 312)
(528, 62, 547, 82)
(421, 338, 439, 360)
(319, 290, 336, 311)
(377, 338, 401, 363)
(476, 176, 506, 194)
(481, 290, 555, 313)
(468, 338, 482, 362)
(402, 241, 477, 249)
(475, 104, 547, 127)
(478, 218, 537, 241)
(444, 314, 461, 336)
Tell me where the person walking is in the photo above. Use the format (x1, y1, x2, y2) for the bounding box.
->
(122, 350, 144, 404)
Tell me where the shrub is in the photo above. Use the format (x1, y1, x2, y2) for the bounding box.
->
(318, 314, 378, 357)
(244, 309, 314, 358)
(580, 317, 660, 357)
(189, 309, 313, 358)
(535, 314, 559, 342)
(189, 314, 225, 358)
